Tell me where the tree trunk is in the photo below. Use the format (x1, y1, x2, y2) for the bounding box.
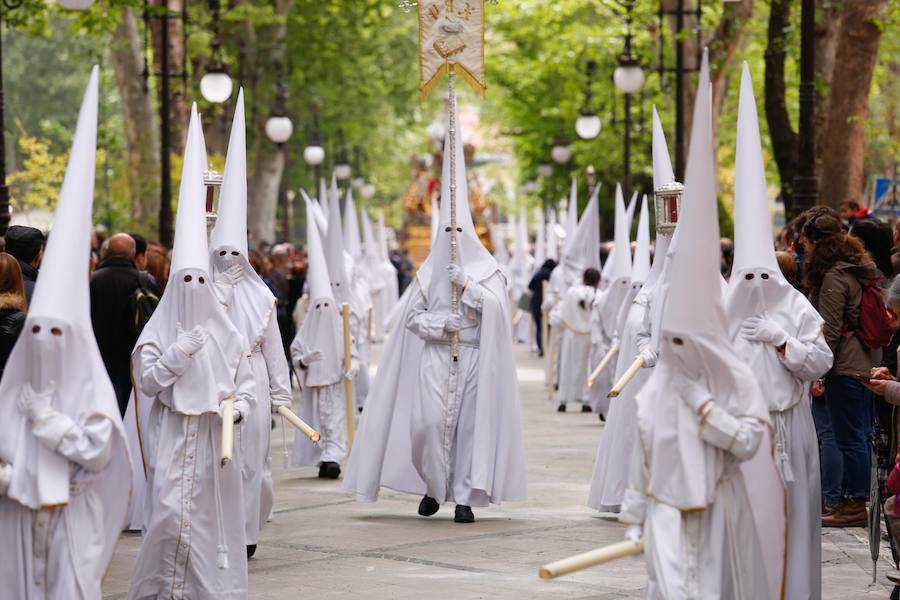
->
(819, 0, 888, 208)
(148, 0, 189, 151)
(110, 8, 161, 233)
(247, 0, 294, 245)
(814, 0, 841, 175)
(764, 0, 798, 215)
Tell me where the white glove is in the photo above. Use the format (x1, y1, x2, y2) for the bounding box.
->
(624, 525, 643, 542)
(638, 346, 657, 368)
(677, 375, 711, 414)
(298, 349, 324, 367)
(447, 264, 467, 287)
(218, 403, 243, 423)
(18, 382, 55, 423)
(175, 324, 208, 356)
(443, 314, 461, 333)
(740, 316, 788, 347)
(270, 397, 291, 412)
(216, 264, 245, 287)
(345, 359, 360, 380)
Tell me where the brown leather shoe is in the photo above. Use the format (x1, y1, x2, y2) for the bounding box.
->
(822, 498, 868, 527)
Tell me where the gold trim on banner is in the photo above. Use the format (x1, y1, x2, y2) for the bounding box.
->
(417, 0, 487, 98)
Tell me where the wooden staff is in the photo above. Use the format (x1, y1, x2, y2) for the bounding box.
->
(276, 405, 321, 441)
(608, 356, 645, 398)
(546, 288, 559, 401)
(342, 302, 356, 450)
(586, 341, 620, 387)
(220, 396, 234, 467)
(539, 540, 644, 579)
(367, 303, 374, 342)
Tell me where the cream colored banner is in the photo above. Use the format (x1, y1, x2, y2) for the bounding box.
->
(418, 0, 486, 96)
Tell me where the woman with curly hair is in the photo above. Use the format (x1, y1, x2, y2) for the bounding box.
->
(801, 206, 878, 526)
(0, 252, 27, 378)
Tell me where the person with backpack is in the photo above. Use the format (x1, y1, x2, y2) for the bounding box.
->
(801, 206, 882, 527)
(90, 232, 161, 415)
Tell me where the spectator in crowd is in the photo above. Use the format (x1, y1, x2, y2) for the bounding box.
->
(891, 219, 900, 277)
(775, 250, 798, 287)
(0, 252, 27, 379)
(801, 206, 878, 526)
(90, 232, 162, 415)
(839, 199, 869, 225)
(4, 225, 45, 303)
(527, 258, 557, 356)
(720, 236, 735, 280)
(130, 232, 151, 270)
(144, 246, 170, 293)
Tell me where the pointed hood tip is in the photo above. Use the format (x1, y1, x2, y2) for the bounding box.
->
(305, 198, 334, 301)
(211, 90, 248, 255)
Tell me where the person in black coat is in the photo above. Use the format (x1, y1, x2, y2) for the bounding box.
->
(528, 258, 557, 356)
(0, 252, 28, 380)
(4, 225, 45, 304)
(90, 233, 162, 415)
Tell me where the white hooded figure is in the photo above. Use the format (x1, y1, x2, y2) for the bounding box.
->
(586, 194, 652, 511)
(724, 64, 832, 600)
(509, 208, 534, 344)
(0, 67, 130, 600)
(549, 188, 601, 410)
(342, 106, 527, 523)
(619, 50, 776, 600)
(546, 208, 559, 262)
(377, 211, 400, 318)
(290, 197, 357, 478)
(129, 106, 254, 600)
(209, 90, 292, 556)
(362, 207, 392, 343)
(587, 185, 632, 415)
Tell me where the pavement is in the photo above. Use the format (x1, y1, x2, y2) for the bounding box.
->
(103, 344, 893, 599)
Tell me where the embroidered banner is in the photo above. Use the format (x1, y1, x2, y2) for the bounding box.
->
(418, 0, 486, 97)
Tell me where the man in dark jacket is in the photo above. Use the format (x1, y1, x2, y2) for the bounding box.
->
(90, 233, 162, 415)
(528, 259, 557, 356)
(4, 225, 45, 304)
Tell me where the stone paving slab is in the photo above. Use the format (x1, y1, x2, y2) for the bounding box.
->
(102, 345, 892, 599)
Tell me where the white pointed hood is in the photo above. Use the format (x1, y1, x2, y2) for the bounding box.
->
(564, 177, 579, 243)
(492, 224, 510, 265)
(0, 68, 130, 586)
(361, 208, 378, 260)
(301, 188, 328, 235)
(210, 89, 276, 347)
(297, 197, 343, 385)
(559, 184, 601, 286)
(509, 208, 532, 289)
(625, 190, 638, 234)
(417, 104, 498, 305)
(632, 195, 651, 284)
(343, 188, 363, 261)
(601, 184, 632, 284)
(318, 177, 329, 218)
(547, 209, 559, 261)
(533, 208, 546, 272)
(377, 210, 394, 263)
(731, 63, 780, 277)
(652, 106, 676, 189)
(324, 185, 352, 303)
(135, 104, 246, 416)
(636, 48, 769, 513)
(430, 192, 440, 246)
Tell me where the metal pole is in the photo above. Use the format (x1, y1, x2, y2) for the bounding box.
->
(158, 2, 174, 247)
(792, 0, 818, 216)
(447, 65, 460, 362)
(624, 93, 631, 196)
(0, 16, 9, 237)
(280, 144, 290, 242)
(674, 0, 685, 181)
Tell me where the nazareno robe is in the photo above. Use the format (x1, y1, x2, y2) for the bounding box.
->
(550, 284, 597, 405)
(342, 271, 527, 505)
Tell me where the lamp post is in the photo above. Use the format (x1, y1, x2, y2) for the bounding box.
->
(199, 0, 233, 104)
(614, 0, 644, 197)
(334, 130, 351, 183)
(551, 140, 572, 166)
(303, 107, 325, 196)
(575, 59, 601, 141)
(266, 71, 293, 242)
(792, 0, 817, 216)
(0, 0, 24, 236)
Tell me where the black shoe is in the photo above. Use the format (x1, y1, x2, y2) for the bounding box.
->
(454, 505, 475, 523)
(246, 544, 257, 559)
(418, 495, 440, 517)
(318, 461, 341, 479)
(557, 403, 566, 413)
(581, 404, 592, 413)
(598, 413, 606, 422)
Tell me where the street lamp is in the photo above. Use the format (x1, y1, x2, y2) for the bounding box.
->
(792, 0, 818, 216)
(537, 163, 553, 179)
(303, 107, 325, 191)
(360, 183, 376, 201)
(614, 0, 644, 196)
(57, 0, 96, 9)
(334, 129, 351, 181)
(265, 73, 293, 242)
(551, 141, 572, 165)
(199, 0, 232, 104)
(575, 59, 601, 140)
(265, 115, 293, 144)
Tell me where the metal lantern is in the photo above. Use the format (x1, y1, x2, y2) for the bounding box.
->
(203, 169, 224, 238)
(654, 180, 683, 235)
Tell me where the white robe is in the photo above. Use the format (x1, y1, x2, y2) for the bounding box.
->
(128, 345, 254, 600)
(620, 407, 770, 599)
(0, 415, 116, 600)
(587, 292, 650, 511)
(550, 285, 596, 405)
